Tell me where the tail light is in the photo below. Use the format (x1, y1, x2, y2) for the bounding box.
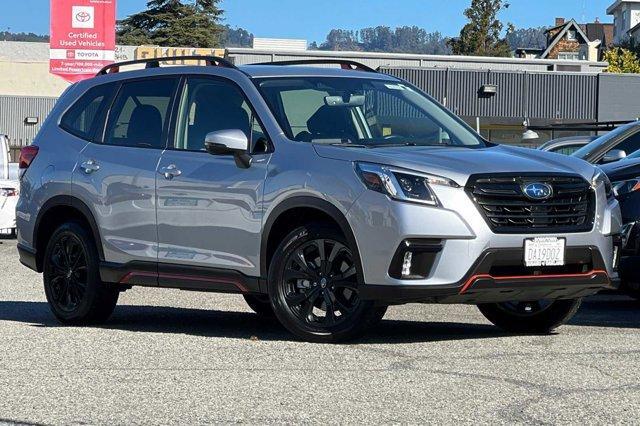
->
(19, 145, 39, 170)
(0, 188, 18, 197)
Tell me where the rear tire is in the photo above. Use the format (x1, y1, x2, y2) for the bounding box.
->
(478, 298, 582, 334)
(243, 294, 275, 317)
(43, 222, 119, 325)
(267, 224, 379, 343)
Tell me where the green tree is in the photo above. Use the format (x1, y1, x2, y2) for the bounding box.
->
(319, 29, 362, 51)
(222, 25, 253, 48)
(604, 47, 640, 73)
(448, 0, 512, 57)
(315, 26, 451, 54)
(506, 26, 547, 50)
(117, 0, 224, 48)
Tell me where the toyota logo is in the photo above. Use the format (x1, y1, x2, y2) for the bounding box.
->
(75, 11, 91, 22)
(522, 182, 554, 200)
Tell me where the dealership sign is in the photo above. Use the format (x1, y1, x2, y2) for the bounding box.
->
(50, 0, 116, 82)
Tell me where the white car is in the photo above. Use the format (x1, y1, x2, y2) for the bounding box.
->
(0, 134, 18, 237)
(0, 179, 18, 236)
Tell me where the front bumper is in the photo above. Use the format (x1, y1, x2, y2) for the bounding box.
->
(360, 246, 615, 304)
(348, 181, 621, 304)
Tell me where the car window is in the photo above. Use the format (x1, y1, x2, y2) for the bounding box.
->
(258, 77, 483, 147)
(104, 78, 178, 149)
(613, 129, 640, 158)
(60, 83, 115, 142)
(573, 123, 637, 160)
(276, 85, 444, 143)
(174, 77, 267, 153)
(550, 144, 584, 155)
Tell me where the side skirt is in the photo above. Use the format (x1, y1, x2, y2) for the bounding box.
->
(100, 261, 263, 294)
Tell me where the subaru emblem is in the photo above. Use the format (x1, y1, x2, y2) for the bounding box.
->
(522, 182, 553, 200)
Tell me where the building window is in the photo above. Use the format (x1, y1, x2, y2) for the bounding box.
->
(567, 30, 577, 41)
(558, 52, 580, 61)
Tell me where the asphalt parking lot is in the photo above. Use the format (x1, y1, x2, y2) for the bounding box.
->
(1, 238, 640, 424)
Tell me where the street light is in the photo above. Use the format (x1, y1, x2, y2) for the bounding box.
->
(522, 118, 539, 141)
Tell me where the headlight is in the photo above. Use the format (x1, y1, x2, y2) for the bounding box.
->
(355, 162, 459, 206)
(612, 178, 640, 197)
(592, 168, 613, 199)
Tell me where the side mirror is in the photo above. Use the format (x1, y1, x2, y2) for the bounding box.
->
(601, 149, 626, 164)
(204, 129, 252, 169)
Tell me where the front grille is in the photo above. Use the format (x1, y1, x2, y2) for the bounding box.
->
(466, 174, 595, 234)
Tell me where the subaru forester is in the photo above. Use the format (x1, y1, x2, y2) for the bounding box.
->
(16, 57, 622, 342)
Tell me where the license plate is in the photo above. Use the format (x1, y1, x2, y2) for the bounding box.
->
(524, 237, 566, 267)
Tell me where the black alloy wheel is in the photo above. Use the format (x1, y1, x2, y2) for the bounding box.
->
(43, 222, 119, 324)
(268, 225, 383, 343)
(280, 238, 360, 328)
(45, 233, 88, 313)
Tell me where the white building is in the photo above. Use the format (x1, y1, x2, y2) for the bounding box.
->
(607, 0, 640, 43)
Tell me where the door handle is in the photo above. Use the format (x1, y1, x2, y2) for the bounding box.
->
(159, 164, 182, 180)
(80, 159, 100, 174)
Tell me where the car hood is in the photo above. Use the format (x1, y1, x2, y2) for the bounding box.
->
(313, 144, 596, 186)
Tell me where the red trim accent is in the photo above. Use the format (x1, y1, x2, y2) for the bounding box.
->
(458, 270, 609, 295)
(119, 271, 156, 284)
(119, 271, 248, 293)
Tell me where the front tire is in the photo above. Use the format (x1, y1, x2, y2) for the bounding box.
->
(268, 225, 380, 343)
(478, 298, 582, 334)
(43, 222, 119, 325)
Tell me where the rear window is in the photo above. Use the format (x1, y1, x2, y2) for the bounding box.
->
(60, 83, 115, 141)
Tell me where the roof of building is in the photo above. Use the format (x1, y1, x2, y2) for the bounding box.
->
(583, 22, 615, 46)
(515, 47, 545, 53)
(608, 0, 640, 14)
(540, 19, 590, 59)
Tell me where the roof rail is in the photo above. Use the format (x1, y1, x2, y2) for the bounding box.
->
(96, 55, 237, 76)
(255, 59, 377, 73)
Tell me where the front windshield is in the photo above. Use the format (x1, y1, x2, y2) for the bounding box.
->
(256, 77, 485, 147)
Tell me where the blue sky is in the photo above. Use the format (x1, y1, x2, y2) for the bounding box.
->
(0, 0, 615, 43)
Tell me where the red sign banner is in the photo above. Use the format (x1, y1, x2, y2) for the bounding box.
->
(50, 0, 116, 83)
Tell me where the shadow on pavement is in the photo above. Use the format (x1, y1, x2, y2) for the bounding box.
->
(1, 295, 638, 343)
(0, 300, 505, 343)
(570, 295, 640, 328)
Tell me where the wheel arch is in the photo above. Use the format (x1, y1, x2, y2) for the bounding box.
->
(33, 195, 104, 272)
(260, 196, 362, 284)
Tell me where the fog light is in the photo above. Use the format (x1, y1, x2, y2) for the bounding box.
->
(402, 251, 413, 277)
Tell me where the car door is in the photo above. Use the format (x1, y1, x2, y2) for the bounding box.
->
(74, 76, 179, 269)
(156, 76, 271, 281)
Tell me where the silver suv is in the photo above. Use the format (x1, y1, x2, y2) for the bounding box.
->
(16, 57, 622, 342)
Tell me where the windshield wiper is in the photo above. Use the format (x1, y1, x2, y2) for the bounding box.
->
(311, 139, 369, 148)
(330, 143, 369, 148)
(369, 142, 456, 148)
